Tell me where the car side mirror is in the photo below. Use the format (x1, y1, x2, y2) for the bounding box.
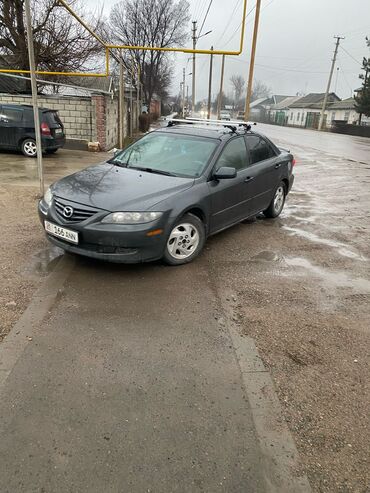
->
(214, 166, 237, 180)
(113, 148, 121, 157)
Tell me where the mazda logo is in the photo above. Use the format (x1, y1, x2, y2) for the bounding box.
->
(62, 206, 74, 218)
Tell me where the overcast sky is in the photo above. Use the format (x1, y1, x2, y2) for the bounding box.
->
(91, 0, 370, 101)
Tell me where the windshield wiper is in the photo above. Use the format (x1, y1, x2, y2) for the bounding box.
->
(106, 158, 127, 167)
(128, 166, 176, 177)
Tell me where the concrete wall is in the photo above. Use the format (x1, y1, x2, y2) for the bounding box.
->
(0, 93, 92, 142)
(0, 92, 130, 151)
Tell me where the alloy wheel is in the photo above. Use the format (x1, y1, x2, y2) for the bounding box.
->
(167, 222, 200, 260)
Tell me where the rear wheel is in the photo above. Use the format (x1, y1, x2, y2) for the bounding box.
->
(163, 213, 205, 265)
(21, 138, 37, 157)
(263, 182, 286, 218)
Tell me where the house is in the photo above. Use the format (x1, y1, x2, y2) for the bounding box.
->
(287, 92, 340, 128)
(268, 95, 303, 125)
(326, 98, 358, 125)
(249, 95, 289, 121)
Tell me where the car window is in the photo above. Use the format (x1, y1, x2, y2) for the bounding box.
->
(44, 111, 62, 127)
(0, 107, 23, 123)
(216, 137, 248, 171)
(113, 133, 218, 178)
(246, 135, 276, 164)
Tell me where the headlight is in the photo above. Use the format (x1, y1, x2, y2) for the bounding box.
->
(43, 187, 53, 207)
(101, 212, 163, 224)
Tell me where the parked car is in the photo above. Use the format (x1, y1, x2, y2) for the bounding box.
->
(220, 111, 231, 121)
(0, 104, 65, 157)
(38, 122, 295, 265)
(237, 111, 245, 120)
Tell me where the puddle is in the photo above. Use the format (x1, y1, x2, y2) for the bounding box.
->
(284, 256, 370, 293)
(23, 246, 64, 278)
(282, 226, 366, 261)
(251, 251, 284, 263)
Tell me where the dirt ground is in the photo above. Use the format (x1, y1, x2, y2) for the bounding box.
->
(206, 129, 370, 492)
(0, 149, 110, 342)
(0, 131, 369, 491)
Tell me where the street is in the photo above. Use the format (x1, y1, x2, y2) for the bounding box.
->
(0, 125, 369, 492)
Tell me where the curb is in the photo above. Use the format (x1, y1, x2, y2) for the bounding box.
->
(218, 288, 312, 493)
(0, 254, 74, 394)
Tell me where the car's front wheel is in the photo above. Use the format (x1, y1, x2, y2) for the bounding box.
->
(263, 181, 286, 218)
(163, 213, 205, 265)
(21, 138, 37, 157)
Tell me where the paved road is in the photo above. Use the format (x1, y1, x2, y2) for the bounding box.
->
(257, 123, 370, 164)
(0, 259, 266, 492)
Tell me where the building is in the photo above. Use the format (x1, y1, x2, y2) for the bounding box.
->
(326, 97, 359, 125)
(287, 92, 340, 128)
(268, 95, 303, 125)
(249, 95, 290, 121)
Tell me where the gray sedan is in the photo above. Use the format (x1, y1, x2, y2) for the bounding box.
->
(38, 123, 294, 265)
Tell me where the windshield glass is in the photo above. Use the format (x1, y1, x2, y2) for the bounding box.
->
(111, 132, 218, 178)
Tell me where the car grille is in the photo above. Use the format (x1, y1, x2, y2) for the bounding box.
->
(54, 198, 99, 223)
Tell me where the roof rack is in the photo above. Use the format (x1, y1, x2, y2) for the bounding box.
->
(167, 117, 257, 132)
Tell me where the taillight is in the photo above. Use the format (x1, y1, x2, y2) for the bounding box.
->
(292, 158, 296, 167)
(41, 122, 51, 136)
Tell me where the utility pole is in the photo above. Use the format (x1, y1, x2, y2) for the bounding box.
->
(217, 54, 225, 119)
(244, 0, 261, 121)
(182, 68, 186, 118)
(192, 21, 197, 113)
(318, 35, 344, 131)
(207, 46, 214, 120)
(358, 67, 369, 125)
(186, 85, 189, 116)
(119, 58, 125, 148)
(25, 0, 44, 195)
(129, 65, 133, 137)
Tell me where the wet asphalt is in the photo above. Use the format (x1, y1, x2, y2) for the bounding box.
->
(0, 125, 369, 491)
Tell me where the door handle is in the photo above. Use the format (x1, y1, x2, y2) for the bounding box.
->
(274, 163, 281, 169)
(244, 176, 255, 183)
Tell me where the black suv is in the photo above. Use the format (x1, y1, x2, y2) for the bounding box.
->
(0, 104, 65, 157)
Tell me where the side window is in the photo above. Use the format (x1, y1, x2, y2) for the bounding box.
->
(216, 137, 248, 171)
(246, 135, 276, 164)
(1, 107, 23, 123)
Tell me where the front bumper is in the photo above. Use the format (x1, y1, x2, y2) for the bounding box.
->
(38, 201, 168, 263)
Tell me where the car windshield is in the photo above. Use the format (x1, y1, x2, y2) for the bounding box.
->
(110, 132, 218, 178)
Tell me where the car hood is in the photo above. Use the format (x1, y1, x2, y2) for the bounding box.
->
(51, 162, 194, 211)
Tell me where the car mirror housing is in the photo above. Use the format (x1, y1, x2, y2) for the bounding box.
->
(214, 166, 237, 180)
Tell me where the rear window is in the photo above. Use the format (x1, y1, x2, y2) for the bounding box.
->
(43, 111, 63, 127)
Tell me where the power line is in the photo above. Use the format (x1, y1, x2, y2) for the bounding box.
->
(198, 0, 213, 39)
(339, 45, 362, 65)
(217, 0, 243, 45)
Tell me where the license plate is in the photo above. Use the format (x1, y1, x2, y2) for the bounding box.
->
(55, 128, 63, 135)
(44, 220, 78, 244)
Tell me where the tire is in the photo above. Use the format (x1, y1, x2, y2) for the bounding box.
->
(21, 138, 37, 157)
(263, 181, 287, 218)
(46, 148, 58, 154)
(163, 213, 206, 266)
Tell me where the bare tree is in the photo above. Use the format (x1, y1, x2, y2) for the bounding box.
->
(109, 0, 190, 110)
(0, 0, 104, 90)
(230, 75, 246, 106)
(251, 80, 271, 102)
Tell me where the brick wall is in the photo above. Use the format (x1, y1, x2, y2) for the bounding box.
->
(0, 92, 126, 151)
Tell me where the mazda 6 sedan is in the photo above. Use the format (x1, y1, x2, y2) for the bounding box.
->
(38, 123, 295, 265)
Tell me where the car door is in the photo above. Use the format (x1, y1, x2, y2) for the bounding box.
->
(208, 136, 254, 233)
(0, 106, 23, 149)
(244, 134, 281, 215)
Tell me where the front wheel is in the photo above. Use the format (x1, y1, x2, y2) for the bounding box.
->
(163, 213, 205, 265)
(21, 138, 37, 157)
(263, 182, 286, 218)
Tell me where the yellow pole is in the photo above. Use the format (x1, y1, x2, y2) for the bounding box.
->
(244, 0, 261, 121)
